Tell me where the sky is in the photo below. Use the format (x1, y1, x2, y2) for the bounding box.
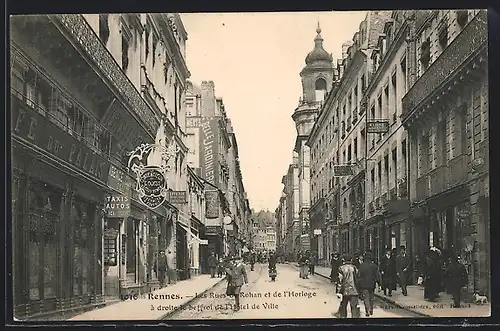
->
(181, 11, 367, 211)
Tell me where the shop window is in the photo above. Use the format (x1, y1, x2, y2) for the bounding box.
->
(26, 182, 61, 300)
(71, 199, 94, 296)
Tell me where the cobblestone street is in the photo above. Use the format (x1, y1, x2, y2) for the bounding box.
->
(169, 263, 420, 319)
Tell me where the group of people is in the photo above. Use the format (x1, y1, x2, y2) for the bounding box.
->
(328, 245, 469, 318)
(297, 250, 318, 279)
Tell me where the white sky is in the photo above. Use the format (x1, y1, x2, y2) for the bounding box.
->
(181, 11, 367, 211)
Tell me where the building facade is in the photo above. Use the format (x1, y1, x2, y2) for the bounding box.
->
(293, 24, 335, 256)
(401, 9, 489, 296)
(10, 13, 193, 319)
(364, 11, 411, 264)
(307, 11, 392, 264)
(185, 80, 250, 259)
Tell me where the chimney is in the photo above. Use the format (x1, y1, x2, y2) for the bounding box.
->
(201, 80, 216, 117)
(341, 41, 354, 59)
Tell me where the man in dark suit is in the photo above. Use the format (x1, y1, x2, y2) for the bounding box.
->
(226, 256, 248, 311)
(358, 251, 380, 317)
(208, 252, 217, 278)
(396, 245, 411, 296)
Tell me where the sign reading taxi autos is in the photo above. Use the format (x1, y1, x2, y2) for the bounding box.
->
(127, 118, 178, 210)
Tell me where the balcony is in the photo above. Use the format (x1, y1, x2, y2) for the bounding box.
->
(448, 154, 468, 186)
(50, 14, 159, 136)
(402, 10, 488, 121)
(416, 174, 429, 201)
(428, 165, 447, 196)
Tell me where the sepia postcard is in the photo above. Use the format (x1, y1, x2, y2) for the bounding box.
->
(9, 9, 490, 321)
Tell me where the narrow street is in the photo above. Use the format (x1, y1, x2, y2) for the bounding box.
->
(168, 263, 420, 319)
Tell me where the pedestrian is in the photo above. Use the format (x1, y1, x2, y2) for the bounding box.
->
(250, 251, 256, 271)
(226, 256, 248, 311)
(396, 245, 411, 296)
(445, 255, 468, 308)
(154, 250, 168, 288)
(379, 247, 396, 296)
(217, 256, 224, 278)
(330, 252, 341, 284)
(335, 254, 361, 318)
(424, 247, 442, 301)
(299, 252, 309, 279)
(165, 250, 176, 284)
(309, 251, 317, 275)
(208, 252, 217, 278)
(358, 251, 380, 317)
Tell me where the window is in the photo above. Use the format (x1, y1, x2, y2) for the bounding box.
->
(122, 34, 130, 72)
(392, 148, 397, 189)
(401, 139, 407, 178)
(384, 154, 389, 193)
(315, 78, 327, 102)
(384, 86, 389, 121)
(361, 74, 366, 92)
(391, 73, 397, 121)
(145, 26, 150, 60)
(400, 56, 407, 92)
(457, 10, 469, 28)
(377, 161, 382, 197)
(370, 168, 375, 201)
(347, 144, 352, 163)
(437, 120, 447, 165)
(419, 134, 430, 175)
(377, 95, 382, 118)
(438, 18, 449, 50)
(353, 137, 358, 161)
(420, 38, 431, 71)
(99, 14, 110, 45)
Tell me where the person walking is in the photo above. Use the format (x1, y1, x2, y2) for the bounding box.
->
(309, 251, 317, 275)
(154, 250, 168, 288)
(380, 247, 396, 296)
(424, 247, 442, 301)
(299, 252, 309, 279)
(217, 256, 224, 278)
(445, 255, 468, 308)
(335, 254, 360, 318)
(208, 252, 217, 278)
(396, 245, 411, 296)
(330, 252, 342, 284)
(166, 250, 176, 284)
(226, 256, 248, 312)
(358, 251, 380, 317)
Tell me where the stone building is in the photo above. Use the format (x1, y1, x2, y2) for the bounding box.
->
(307, 11, 392, 262)
(274, 193, 287, 256)
(363, 11, 411, 263)
(10, 13, 190, 319)
(185, 80, 251, 259)
(294, 24, 335, 256)
(401, 9, 489, 296)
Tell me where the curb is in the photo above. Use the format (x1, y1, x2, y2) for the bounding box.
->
(158, 277, 226, 320)
(288, 262, 431, 317)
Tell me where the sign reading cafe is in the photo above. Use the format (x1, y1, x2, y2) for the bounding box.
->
(127, 119, 178, 210)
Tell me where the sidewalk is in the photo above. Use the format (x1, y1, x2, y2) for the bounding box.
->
(310, 264, 491, 317)
(69, 275, 225, 320)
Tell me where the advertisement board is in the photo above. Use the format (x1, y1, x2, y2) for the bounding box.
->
(199, 118, 220, 187)
(205, 190, 220, 219)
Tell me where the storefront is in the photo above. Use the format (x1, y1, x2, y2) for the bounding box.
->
(12, 97, 109, 319)
(206, 225, 223, 258)
(383, 199, 410, 253)
(364, 214, 384, 263)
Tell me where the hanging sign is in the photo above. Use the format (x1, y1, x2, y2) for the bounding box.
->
(333, 165, 354, 177)
(127, 118, 178, 210)
(367, 120, 389, 133)
(205, 190, 220, 219)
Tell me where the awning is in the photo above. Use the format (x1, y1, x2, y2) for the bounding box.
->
(177, 215, 208, 245)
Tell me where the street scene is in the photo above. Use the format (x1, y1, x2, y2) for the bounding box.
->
(9, 9, 490, 322)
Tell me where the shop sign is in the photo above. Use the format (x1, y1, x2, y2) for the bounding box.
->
(106, 194, 131, 218)
(107, 164, 131, 194)
(127, 118, 177, 210)
(168, 191, 187, 204)
(205, 190, 220, 219)
(199, 118, 220, 187)
(333, 165, 354, 177)
(206, 225, 221, 235)
(12, 100, 110, 183)
(314, 229, 322, 235)
(367, 120, 389, 133)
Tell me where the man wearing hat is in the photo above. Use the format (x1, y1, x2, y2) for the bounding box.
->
(335, 254, 360, 318)
(358, 251, 379, 317)
(396, 245, 411, 296)
(226, 255, 248, 311)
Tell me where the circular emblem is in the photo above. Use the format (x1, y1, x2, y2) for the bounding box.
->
(138, 166, 168, 209)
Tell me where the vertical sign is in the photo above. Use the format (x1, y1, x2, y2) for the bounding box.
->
(200, 118, 220, 187)
(205, 190, 220, 219)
